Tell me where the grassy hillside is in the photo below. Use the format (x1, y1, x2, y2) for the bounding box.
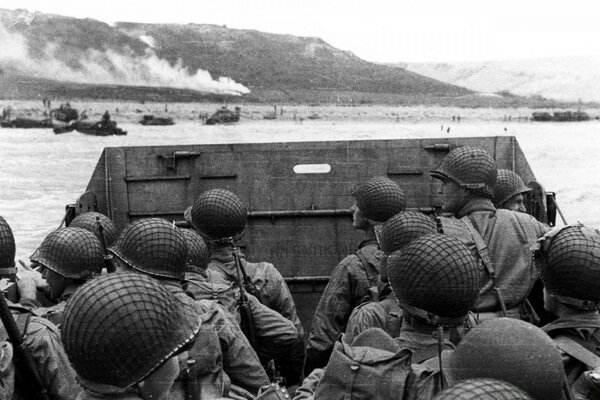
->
(0, 8, 589, 107)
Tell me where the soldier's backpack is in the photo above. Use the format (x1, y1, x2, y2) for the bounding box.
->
(313, 327, 411, 400)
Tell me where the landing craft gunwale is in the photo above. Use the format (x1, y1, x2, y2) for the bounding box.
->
(74, 136, 545, 334)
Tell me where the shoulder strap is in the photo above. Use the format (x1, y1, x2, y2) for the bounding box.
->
(553, 335, 600, 369)
(461, 216, 495, 279)
(356, 249, 379, 283)
(0, 309, 31, 341)
(356, 249, 379, 301)
(462, 216, 508, 316)
(14, 312, 31, 337)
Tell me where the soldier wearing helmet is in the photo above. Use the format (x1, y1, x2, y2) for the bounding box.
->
(0, 216, 16, 282)
(67, 211, 119, 246)
(493, 169, 531, 213)
(305, 177, 406, 374)
(180, 227, 302, 386)
(109, 217, 270, 398)
(388, 234, 480, 399)
(344, 211, 437, 342)
(443, 318, 567, 400)
(61, 272, 202, 400)
(17, 227, 104, 326)
(536, 225, 600, 394)
(0, 216, 81, 399)
(431, 146, 549, 322)
(189, 189, 305, 385)
(294, 234, 480, 400)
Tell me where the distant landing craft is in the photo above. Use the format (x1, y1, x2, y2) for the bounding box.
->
(205, 106, 241, 125)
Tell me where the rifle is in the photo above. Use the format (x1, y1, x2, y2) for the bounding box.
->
(183, 358, 199, 400)
(0, 294, 49, 400)
(231, 242, 259, 349)
(96, 217, 116, 273)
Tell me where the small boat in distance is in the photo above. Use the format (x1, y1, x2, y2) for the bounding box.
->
(1, 117, 52, 129)
(205, 106, 241, 125)
(139, 115, 175, 126)
(75, 120, 127, 136)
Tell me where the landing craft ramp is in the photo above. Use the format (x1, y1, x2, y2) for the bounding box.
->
(77, 136, 547, 334)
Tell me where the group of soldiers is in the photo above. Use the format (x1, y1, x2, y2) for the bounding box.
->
(0, 145, 600, 399)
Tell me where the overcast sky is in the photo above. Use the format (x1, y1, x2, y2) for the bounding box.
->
(1, 0, 599, 63)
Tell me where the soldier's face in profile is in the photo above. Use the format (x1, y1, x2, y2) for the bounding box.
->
(41, 267, 68, 301)
(351, 203, 370, 231)
(439, 180, 468, 214)
(502, 194, 526, 213)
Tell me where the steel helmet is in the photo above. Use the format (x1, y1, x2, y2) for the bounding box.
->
(492, 169, 531, 208)
(351, 177, 406, 223)
(431, 146, 497, 198)
(180, 228, 210, 271)
(387, 234, 480, 323)
(433, 378, 533, 400)
(0, 216, 16, 274)
(61, 272, 201, 388)
(446, 318, 565, 400)
(68, 212, 118, 246)
(109, 218, 188, 280)
(190, 189, 247, 240)
(30, 227, 104, 280)
(377, 211, 437, 254)
(536, 224, 600, 308)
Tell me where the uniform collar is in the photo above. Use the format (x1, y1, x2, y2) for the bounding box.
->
(357, 238, 379, 249)
(457, 197, 495, 218)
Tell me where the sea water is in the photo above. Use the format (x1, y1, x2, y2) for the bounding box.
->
(1, 118, 599, 258)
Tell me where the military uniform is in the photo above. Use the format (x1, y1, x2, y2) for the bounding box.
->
(109, 218, 270, 398)
(431, 146, 549, 319)
(1, 302, 81, 400)
(209, 247, 304, 336)
(304, 239, 379, 372)
(185, 270, 299, 363)
(22, 284, 79, 327)
(441, 199, 549, 316)
(207, 248, 305, 386)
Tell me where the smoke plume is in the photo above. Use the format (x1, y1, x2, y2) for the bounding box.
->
(0, 24, 250, 96)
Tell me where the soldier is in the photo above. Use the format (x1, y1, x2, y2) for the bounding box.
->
(443, 318, 566, 400)
(536, 224, 600, 393)
(68, 211, 119, 246)
(61, 272, 201, 400)
(431, 146, 549, 321)
(17, 227, 105, 326)
(294, 234, 480, 400)
(389, 234, 481, 399)
(492, 169, 531, 212)
(0, 216, 81, 399)
(344, 211, 437, 342)
(109, 218, 270, 398)
(190, 189, 303, 332)
(180, 227, 302, 386)
(305, 177, 406, 374)
(189, 189, 305, 384)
